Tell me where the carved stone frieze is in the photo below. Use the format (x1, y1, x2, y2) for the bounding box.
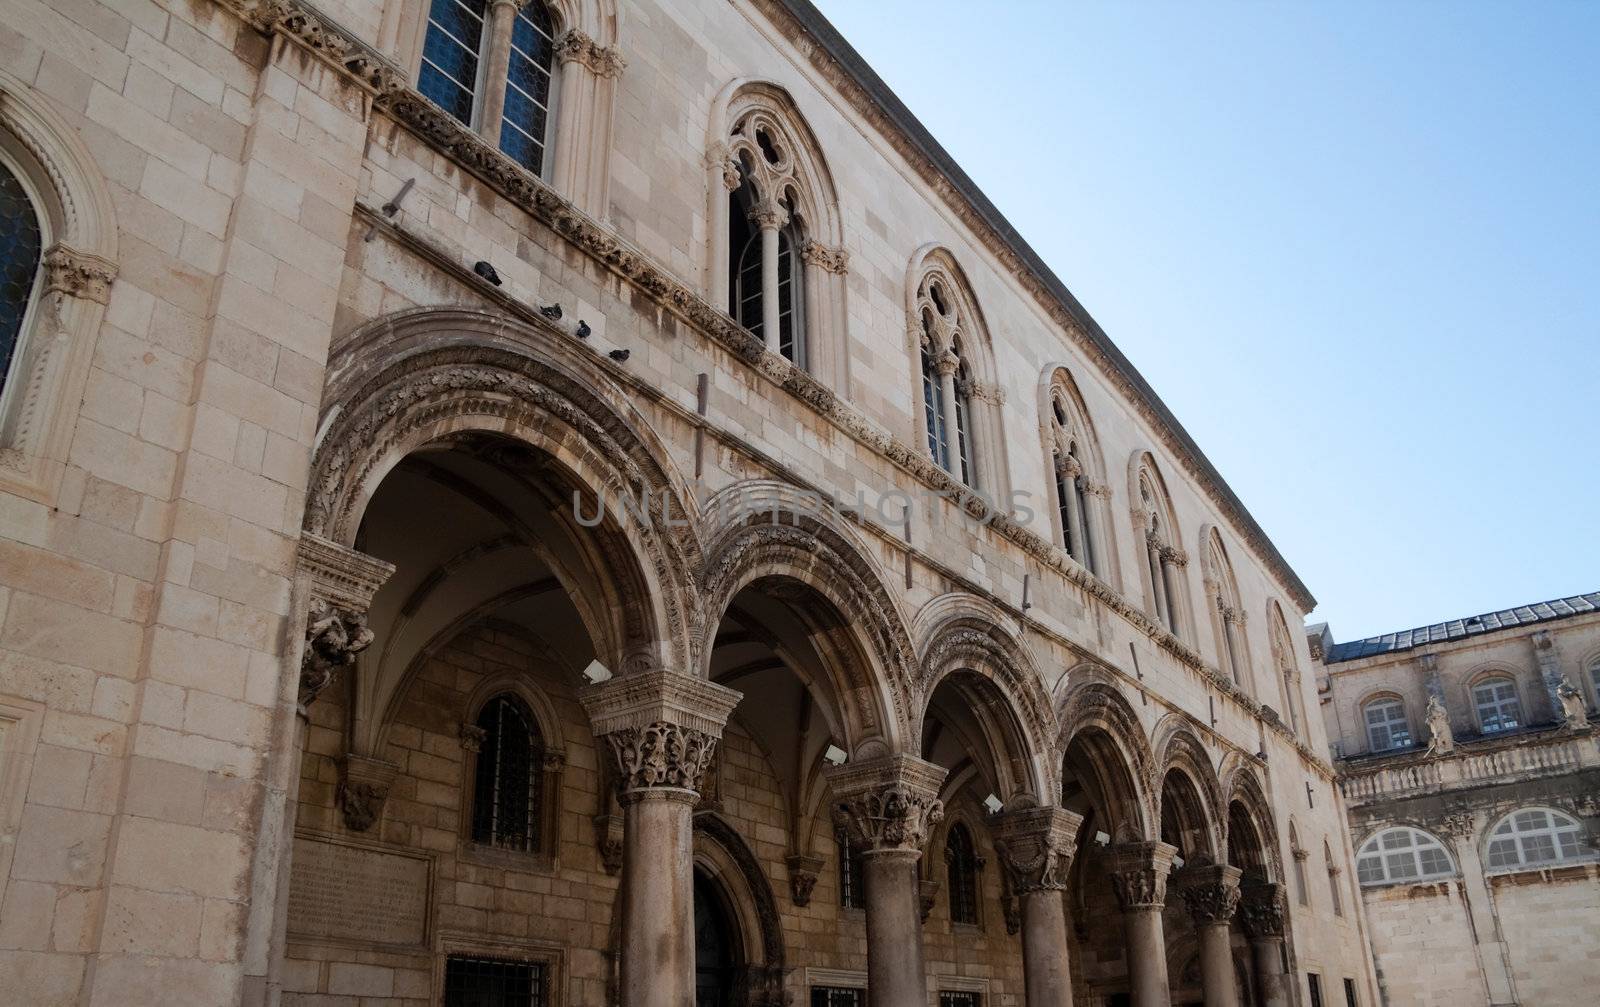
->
(1176, 863, 1243, 924)
(1238, 881, 1287, 939)
(219, 0, 405, 96)
(554, 28, 626, 78)
(1107, 841, 1179, 910)
(336, 754, 398, 832)
(299, 598, 375, 712)
(42, 243, 117, 304)
(826, 754, 947, 856)
(786, 853, 823, 907)
(580, 670, 740, 798)
(991, 806, 1083, 894)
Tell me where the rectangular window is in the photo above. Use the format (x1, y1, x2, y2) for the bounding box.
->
(1308, 973, 1324, 1007)
(837, 827, 864, 910)
(1344, 977, 1359, 1006)
(444, 954, 546, 1007)
(938, 993, 980, 1007)
(810, 987, 864, 1007)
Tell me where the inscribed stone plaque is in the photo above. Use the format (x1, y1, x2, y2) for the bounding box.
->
(287, 835, 430, 947)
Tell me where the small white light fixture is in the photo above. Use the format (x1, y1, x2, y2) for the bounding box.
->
(823, 745, 848, 767)
(1094, 831, 1111, 847)
(983, 793, 1003, 815)
(1173, 854, 1186, 870)
(581, 659, 612, 685)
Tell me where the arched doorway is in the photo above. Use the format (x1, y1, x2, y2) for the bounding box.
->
(694, 869, 739, 1007)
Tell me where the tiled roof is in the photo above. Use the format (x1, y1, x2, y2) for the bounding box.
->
(1325, 592, 1600, 663)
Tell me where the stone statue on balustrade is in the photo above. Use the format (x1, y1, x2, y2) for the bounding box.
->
(1424, 695, 1454, 757)
(1558, 679, 1591, 733)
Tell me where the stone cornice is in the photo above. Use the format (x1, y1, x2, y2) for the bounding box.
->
(214, 0, 1328, 778)
(752, 0, 1314, 613)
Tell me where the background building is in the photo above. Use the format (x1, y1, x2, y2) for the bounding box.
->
(1314, 593, 1600, 1007)
(0, 1, 1377, 1005)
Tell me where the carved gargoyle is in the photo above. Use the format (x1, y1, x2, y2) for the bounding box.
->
(299, 599, 376, 711)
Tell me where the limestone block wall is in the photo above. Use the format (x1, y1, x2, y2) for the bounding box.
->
(1492, 864, 1600, 1005)
(1359, 882, 1481, 1007)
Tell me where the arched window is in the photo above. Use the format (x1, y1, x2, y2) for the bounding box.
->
(1324, 840, 1344, 916)
(470, 693, 545, 853)
(836, 825, 864, 910)
(1289, 823, 1309, 906)
(1355, 827, 1455, 886)
(418, 0, 557, 174)
(1485, 808, 1586, 869)
(1587, 655, 1600, 708)
(1045, 379, 1106, 576)
(1267, 602, 1304, 737)
(728, 174, 802, 365)
(1362, 697, 1412, 752)
(0, 157, 44, 405)
(1133, 458, 1187, 639)
(915, 278, 976, 484)
(1202, 529, 1249, 689)
(1472, 676, 1522, 734)
(920, 329, 945, 467)
(945, 822, 980, 925)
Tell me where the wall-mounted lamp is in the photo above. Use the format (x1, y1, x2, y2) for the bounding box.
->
(983, 793, 1003, 815)
(823, 744, 848, 767)
(580, 659, 612, 685)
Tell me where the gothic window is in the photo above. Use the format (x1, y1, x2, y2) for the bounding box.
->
(1268, 603, 1305, 738)
(1485, 808, 1586, 869)
(1355, 827, 1455, 885)
(836, 826, 864, 909)
(724, 114, 813, 369)
(1203, 530, 1248, 688)
(920, 327, 946, 466)
(1362, 698, 1412, 752)
(910, 264, 988, 489)
(945, 822, 980, 925)
(1324, 840, 1343, 916)
(470, 694, 545, 853)
(1289, 823, 1309, 906)
(1471, 676, 1522, 734)
(444, 954, 548, 1007)
(1046, 382, 1102, 575)
(1134, 461, 1186, 639)
(419, 0, 557, 174)
(0, 157, 43, 407)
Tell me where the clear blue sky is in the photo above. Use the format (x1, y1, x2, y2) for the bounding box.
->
(811, 0, 1599, 642)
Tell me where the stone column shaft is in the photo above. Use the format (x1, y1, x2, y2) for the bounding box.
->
(1178, 864, 1242, 1007)
(477, 0, 520, 146)
(1109, 841, 1179, 1007)
(1239, 882, 1290, 1007)
(759, 218, 782, 348)
(827, 755, 948, 1007)
(938, 368, 961, 472)
(994, 807, 1084, 1007)
(1147, 540, 1170, 628)
(580, 671, 741, 1007)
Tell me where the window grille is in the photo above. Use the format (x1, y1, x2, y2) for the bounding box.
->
(945, 824, 980, 925)
(1485, 808, 1585, 869)
(1363, 698, 1411, 752)
(837, 827, 864, 909)
(1472, 677, 1521, 733)
(1355, 828, 1454, 885)
(0, 159, 43, 390)
(444, 954, 546, 1007)
(500, 2, 555, 172)
(938, 992, 980, 1007)
(811, 988, 863, 1007)
(471, 695, 544, 853)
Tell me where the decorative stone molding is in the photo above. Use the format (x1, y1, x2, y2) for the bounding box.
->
(294, 534, 393, 714)
(826, 754, 947, 856)
(579, 670, 741, 798)
(41, 243, 116, 304)
(554, 28, 626, 79)
(748, 199, 790, 231)
(1238, 881, 1286, 939)
(593, 813, 624, 874)
(918, 878, 939, 923)
(1441, 811, 1476, 840)
(1176, 863, 1243, 924)
(336, 754, 398, 832)
(1107, 841, 1179, 910)
(299, 599, 375, 712)
(459, 723, 487, 753)
(799, 239, 850, 274)
(218, 0, 405, 98)
(991, 806, 1083, 894)
(786, 853, 824, 907)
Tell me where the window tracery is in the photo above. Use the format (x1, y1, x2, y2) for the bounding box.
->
(1202, 529, 1249, 689)
(913, 270, 983, 487)
(1045, 381, 1107, 576)
(1132, 458, 1188, 639)
(0, 158, 43, 409)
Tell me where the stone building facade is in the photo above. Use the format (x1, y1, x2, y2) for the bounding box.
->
(1313, 594, 1600, 1006)
(0, 1, 1377, 1005)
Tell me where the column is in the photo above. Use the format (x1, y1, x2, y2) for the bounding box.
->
(1238, 881, 1291, 1007)
(1059, 455, 1086, 563)
(1146, 533, 1170, 628)
(1159, 547, 1184, 636)
(1222, 608, 1243, 684)
(993, 807, 1085, 1007)
(827, 755, 949, 1007)
(936, 350, 961, 472)
(750, 200, 789, 349)
(707, 146, 741, 308)
(1177, 864, 1243, 1007)
(551, 28, 625, 215)
(1109, 841, 1179, 1007)
(477, 0, 522, 146)
(1441, 812, 1517, 1005)
(579, 670, 742, 1007)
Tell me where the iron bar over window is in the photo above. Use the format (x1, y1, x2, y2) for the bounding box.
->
(472, 694, 544, 853)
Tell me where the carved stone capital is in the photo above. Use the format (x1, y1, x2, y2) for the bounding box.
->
(799, 239, 849, 274)
(1160, 545, 1189, 567)
(1107, 841, 1178, 910)
(1176, 863, 1242, 924)
(748, 200, 790, 231)
(786, 853, 824, 907)
(934, 349, 960, 377)
(826, 754, 947, 855)
(459, 723, 486, 753)
(1082, 481, 1113, 500)
(579, 670, 740, 798)
(1054, 452, 1082, 479)
(1238, 881, 1286, 939)
(42, 243, 117, 304)
(336, 754, 398, 832)
(593, 813, 624, 874)
(554, 28, 626, 78)
(991, 806, 1083, 894)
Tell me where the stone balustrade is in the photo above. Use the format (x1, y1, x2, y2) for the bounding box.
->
(1338, 726, 1599, 805)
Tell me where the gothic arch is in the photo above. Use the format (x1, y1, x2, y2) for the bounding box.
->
(1037, 365, 1118, 585)
(0, 67, 119, 502)
(905, 245, 1008, 498)
(1127, 451, 1194, 641)
(308, 306, 700, 678)
(1219, 754, 1283, 882)
(1055, 666, 1158, 840)
(692, 812, 785, 1007)
(913, 594, 1057, 802)
(1151, 714, 1226, 862)
(697, 480, 915, 754)
(1266, 600, 1307, 737)
(1199, 525, 1253, 693)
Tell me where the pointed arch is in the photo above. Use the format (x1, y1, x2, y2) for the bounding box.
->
(905, 245, 1007, 498)
(1219, 753, 1283, 883)
(1128, 450, 1192, 641)
(1037, 365, 1117, 585)
(1151, 714, 1226, 862)
(1200, 525, 1253, 693)
(692, 813, 785, 1007)
(1055, 665, 1157, 841)
(1265, 600, 1307, 738)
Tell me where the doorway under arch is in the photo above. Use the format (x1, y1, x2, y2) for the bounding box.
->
(695, 868, 740, 1007)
